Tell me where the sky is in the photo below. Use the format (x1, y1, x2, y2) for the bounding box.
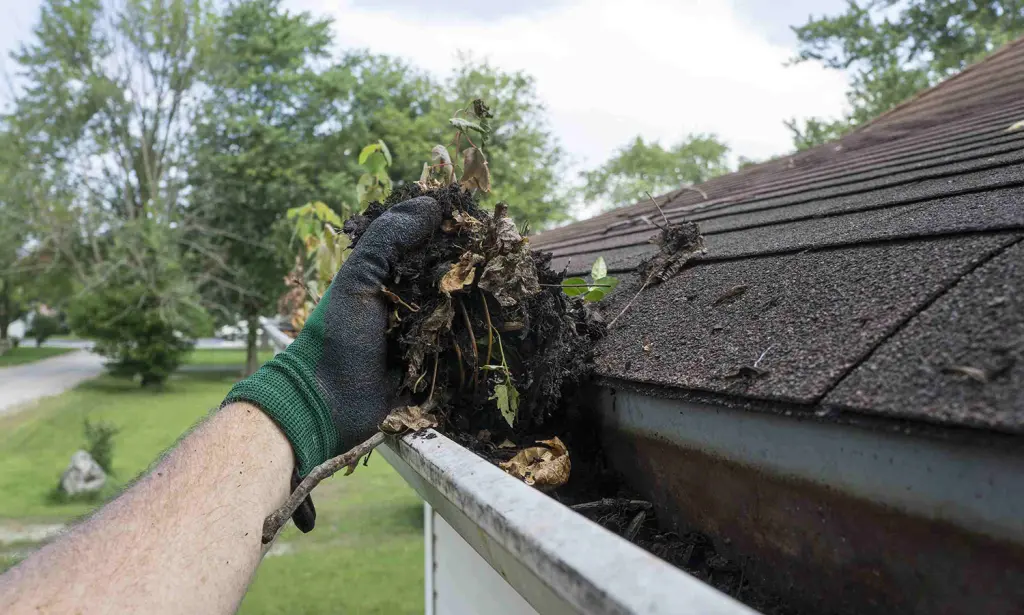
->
(0, 0, 852, 175)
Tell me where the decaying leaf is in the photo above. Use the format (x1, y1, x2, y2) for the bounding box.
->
(460, 147, 492, 192)
(432, 145, 456, 183)
(406, 299, 455, 389)
(1007, 119, 1024, 132)
(499, 437, 570, 490)
(442, 210, 483, 234)
(490, 382, 520, 426)
(380, 405, 439, 434)
(440, 252, 485, 295)
(498, 438, 516, 449)
(479, 251, 541, 308)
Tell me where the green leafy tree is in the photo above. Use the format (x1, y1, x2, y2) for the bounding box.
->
(582, 134, 731, 209)
(787, 0, 1024, 149)
(68, 223, 211, 386)
(189, 0, 333, 375)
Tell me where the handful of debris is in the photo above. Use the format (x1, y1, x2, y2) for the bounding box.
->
(346, 184, 604, 467)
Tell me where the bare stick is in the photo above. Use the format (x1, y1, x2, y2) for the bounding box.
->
(570, 498, 653, 513)
(457, 298, 479, 388)
(624, 510, 647, 542)
(262, 432, 386, 544)
(480, 289, 494, 364)
(607, 271, 657, 329)
(645, 191, 671, 226)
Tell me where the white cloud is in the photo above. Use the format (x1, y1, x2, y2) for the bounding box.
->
(293, 0, 849, 171)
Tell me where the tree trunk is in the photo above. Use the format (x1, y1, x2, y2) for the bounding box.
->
(0, 279, 9, 341)
(245, 311, 260, 377)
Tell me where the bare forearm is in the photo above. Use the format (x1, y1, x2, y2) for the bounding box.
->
(0, 403, 293, 615)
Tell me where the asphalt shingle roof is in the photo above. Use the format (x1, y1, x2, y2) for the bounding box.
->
(532, 37, 1024, 435)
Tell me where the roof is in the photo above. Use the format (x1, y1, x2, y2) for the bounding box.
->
(531, 36, 1024, 436)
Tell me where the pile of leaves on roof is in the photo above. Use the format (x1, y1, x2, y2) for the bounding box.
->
(342, 100, 605, 490)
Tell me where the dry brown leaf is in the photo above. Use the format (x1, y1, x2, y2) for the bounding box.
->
(380, 405, 439, 434)
(460, 146, 492, 192)
(498, 439, 516, 449)
(440, 252, 485, 295)
(478, 246, 541, 308)
(942, 365, 989, 384)
(499, 437, 570, 491)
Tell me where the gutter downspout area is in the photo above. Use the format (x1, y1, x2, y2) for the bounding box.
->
(381, 431, 757, 615)
(598, 387, 1024, 615)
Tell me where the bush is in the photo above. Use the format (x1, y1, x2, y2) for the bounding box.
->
(68, 224, 211, 386)
(84, 419, 120, 474)
(30, 314, 60, 347)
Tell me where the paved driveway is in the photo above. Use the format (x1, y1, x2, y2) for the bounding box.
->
(0, 350, 106, 416)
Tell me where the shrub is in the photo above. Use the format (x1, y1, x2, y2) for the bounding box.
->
(68, 224, 211, 386)
(30, 314, 60, 347)
(84, 419, 120, 474)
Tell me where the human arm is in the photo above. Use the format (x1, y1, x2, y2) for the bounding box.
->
(0, 402, 292, 615)
(0, 195, 443, 614)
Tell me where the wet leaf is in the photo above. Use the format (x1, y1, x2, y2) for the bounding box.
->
(499, 437, 570, 490)
(1007, 120, 1024, 132)
(380, 405, 438, 434)
(561, 277, 589, 297)
(491, 382, 520, 426)
(440, 252, 485, 295)
(460, 147, 492, 192)
(591, 256, 608, 281)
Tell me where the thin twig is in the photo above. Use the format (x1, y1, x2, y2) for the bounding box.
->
(570, 498, 653, 513)
(428, 352, 439, 403)
(480, 289, 494, 364)
(753, 344, 775, 368)
(262, 432, 386, 544)
(624, 510, 647, 542)
(645, 191, 671, 227)
(453, 340, 467, 389)
(540, 283, 617, 288)
(457, 298, 479, 388)
(680, 185, 708, 200)
(607, 271, 657, 329)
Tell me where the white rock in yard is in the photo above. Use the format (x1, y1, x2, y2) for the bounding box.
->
(60, 450, 106, 496)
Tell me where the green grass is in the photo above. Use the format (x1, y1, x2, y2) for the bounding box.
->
(0, 347, 74, 368)
(182, 348, 275, 367)
(0, 372, 424, 613)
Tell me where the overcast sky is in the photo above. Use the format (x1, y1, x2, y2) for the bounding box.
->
(1, 0, 851, 173)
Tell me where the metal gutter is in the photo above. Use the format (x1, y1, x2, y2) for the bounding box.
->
(598, 387, 1024, 614)
(380, 431, 758, 615)
(258, 317, 754, 614)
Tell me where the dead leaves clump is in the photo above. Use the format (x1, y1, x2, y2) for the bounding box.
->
(499, 437, 571, 490)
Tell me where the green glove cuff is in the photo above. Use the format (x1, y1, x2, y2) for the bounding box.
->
(223, 288, 339, 476)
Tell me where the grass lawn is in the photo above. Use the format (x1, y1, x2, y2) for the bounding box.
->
(0, 346, 74, 368)
(0, 371, 424, 613)
(182, 348, 275, 367)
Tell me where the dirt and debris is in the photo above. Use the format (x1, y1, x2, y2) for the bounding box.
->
(345, 183, 604, 460)
(345, 185, 795, 614)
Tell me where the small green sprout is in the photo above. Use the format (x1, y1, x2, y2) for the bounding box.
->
(561, 256, 619, 302)
(481, 327, 519, 427)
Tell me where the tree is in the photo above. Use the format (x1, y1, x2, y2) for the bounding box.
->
(581, 134, 731, 209)
(8, 0, 216, 383)
(68, 222, 210, 386)
(312, 54, 572, 228)
(787, 0, 1024, 149)
(189, 0, 333, 375)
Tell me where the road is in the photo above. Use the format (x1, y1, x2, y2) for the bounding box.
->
(0, 350, 107, 416)
(43, 337, 246, 350)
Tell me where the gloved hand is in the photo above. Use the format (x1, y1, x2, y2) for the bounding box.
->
(224, 196, 443, 531)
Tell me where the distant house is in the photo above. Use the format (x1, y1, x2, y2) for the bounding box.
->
(533, 36, 1024, 614)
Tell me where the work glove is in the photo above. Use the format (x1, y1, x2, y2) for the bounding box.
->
(224, 196, 443, 531)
